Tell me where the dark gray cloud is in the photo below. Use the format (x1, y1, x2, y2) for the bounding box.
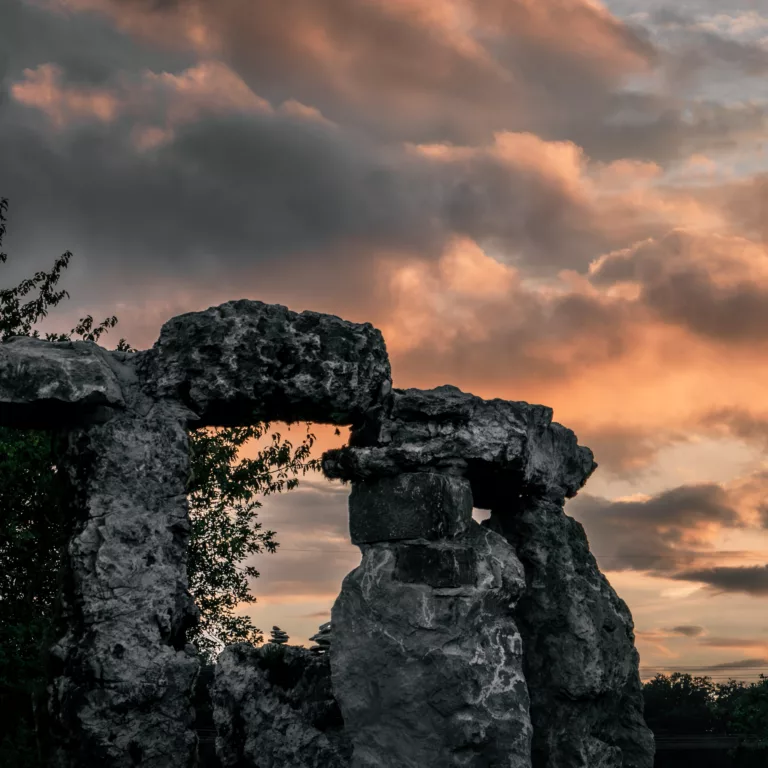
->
(671, 565, 768, 596)
(0, 0, 195, 89)
(708, 658, 768, 670)
(700, 408, 768, 452)
(26, 0, 763, 169)
(566, 483, 743, 572)
(107, 0, 660, 151)
(590, 229, 768, 344)
(666, 625, 706, 637)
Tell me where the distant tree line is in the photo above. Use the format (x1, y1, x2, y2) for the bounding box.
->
(643, 672, 768, 738)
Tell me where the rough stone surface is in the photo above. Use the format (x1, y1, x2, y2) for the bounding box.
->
(483, 497, 655, 768)
(136, 299, 392, 427)
(0, 337, 125, 427)
(212, 643, 351, 768)
(323, 385, 595, 505)
(349, 472, 473, 544)
(44, 390, 201, 767)
(331, 515, 532, 768)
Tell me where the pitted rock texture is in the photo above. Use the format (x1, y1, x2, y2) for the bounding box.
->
(323, 385, 595, 506)
(46, 399, 200, 768)
(483, 498, 654, 768)
(136, 299, 392, 427)
(0, 337, 125, 428)
(349, 472, 473, 544)
(331, 474, 532, 768)
(212, 643, 351, 768)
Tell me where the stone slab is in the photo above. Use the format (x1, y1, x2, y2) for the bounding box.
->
(348, 472, 473, 544)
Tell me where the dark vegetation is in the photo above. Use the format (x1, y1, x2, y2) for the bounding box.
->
(0, 198, 319, 764)
(643, 672, 768, 766)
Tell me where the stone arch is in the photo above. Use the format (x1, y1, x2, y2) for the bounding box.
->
(0, 299, 654, 768)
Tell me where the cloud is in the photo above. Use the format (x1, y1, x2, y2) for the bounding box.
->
(667, 624, 706, 637)
(37, 0, 655, 150)
(699, 637, 768, 650)
(566, 482, 745, 572)
(708, 657, 768, 670)
(671, 565, 768, 596)
(589, 229, 768, 344)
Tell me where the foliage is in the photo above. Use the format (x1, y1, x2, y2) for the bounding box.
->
(0, 197, 318, 761)
(643, 672, 717, 733)
(726, 676, 768, 739)
(187, 424, 319, 661)
(643, 672, 768, 739)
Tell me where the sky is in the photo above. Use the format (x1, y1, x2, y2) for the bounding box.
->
(3, 0, 768, 682)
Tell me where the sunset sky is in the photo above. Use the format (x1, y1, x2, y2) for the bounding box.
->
(4, 0, 768, 681)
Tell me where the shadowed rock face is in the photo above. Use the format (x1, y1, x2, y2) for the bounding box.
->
(211, 643, 351, 768)
(46, 399, 201, 767)
(484, 498, 654, 768)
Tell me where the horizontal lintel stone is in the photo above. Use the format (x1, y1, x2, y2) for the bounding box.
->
(136, 299, 392, 427)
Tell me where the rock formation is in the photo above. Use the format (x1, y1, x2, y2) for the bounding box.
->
(309, 621, 332, 655)
(324, 385, 654, 768)
(0, 298, 654, 768)
(0, 300, 390, 768)
(211, 642, 351, 768)
(269, 626, 290, 645)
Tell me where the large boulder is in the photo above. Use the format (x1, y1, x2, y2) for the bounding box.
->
(212, 643, 351, 768)
(136, 299, 392, 427)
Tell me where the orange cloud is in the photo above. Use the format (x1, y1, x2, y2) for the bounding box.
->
(11, 63, 120, 128)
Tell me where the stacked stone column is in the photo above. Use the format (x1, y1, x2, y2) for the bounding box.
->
(329, 472, 533, 768)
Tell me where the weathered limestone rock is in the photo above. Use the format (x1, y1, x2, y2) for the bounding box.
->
(137, 299, 392, 427)
(0, 298, 654, 768)
(44, 360, 201, 767)
(330, 472, 533, 768)
(323, 384, 595, 505)
(349, 471, 473, 544)
(0, 299, 393, 767)
(483, 498, 654, 768)
(322, 385, 653, 768)
(0, 337, 125, 427)
(212, 642, 351, 768)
